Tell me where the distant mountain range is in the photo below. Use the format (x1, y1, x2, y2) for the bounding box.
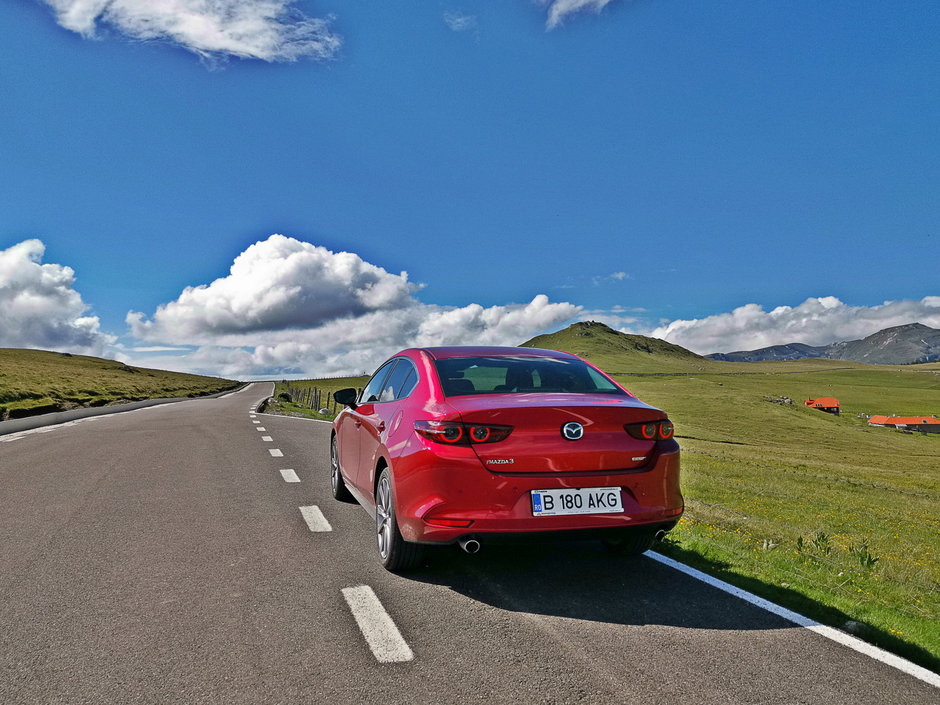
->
(706, 323, 940, 365)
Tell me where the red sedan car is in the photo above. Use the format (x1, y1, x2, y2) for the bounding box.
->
(331, 346, 683, 571)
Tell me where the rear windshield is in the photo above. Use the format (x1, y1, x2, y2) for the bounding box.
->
(433, 356, 626, 397)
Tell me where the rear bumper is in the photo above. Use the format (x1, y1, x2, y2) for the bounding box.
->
(413, 521, 681, 547)
(395, 440, 683, 544)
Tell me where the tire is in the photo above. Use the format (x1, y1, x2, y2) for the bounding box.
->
(375, 468, 423, 572)
(602, 528, 657, 557)
(330, 435, 354, 502)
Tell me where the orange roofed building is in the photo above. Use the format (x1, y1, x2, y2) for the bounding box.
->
(805, 397, 840, 415)
(868, 416, 940, 434)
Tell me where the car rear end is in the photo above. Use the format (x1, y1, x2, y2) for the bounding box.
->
(394, 349, 683, 550)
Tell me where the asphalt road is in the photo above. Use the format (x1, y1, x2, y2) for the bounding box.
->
(0, 383, 935, 704)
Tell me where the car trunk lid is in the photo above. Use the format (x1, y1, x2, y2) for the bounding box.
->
(446, 393, 667, 473)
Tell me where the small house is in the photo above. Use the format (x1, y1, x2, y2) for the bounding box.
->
(805, 397, 840, 415)
(868, 415, 940, 434)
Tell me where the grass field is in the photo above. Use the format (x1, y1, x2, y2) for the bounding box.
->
(0, 348, 240, 419)
(272, 325, 939, 671)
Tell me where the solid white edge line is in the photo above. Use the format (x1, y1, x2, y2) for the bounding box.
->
(279, 468, 300, 483)
(299, 505, 332, 532)
(341, 585, 414, 663)
(647, 551, 940, 688)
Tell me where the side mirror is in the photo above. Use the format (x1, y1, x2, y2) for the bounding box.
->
(334, 387, 359, 408)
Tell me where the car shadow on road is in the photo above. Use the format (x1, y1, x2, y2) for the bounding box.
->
(406, 540, 816, 632)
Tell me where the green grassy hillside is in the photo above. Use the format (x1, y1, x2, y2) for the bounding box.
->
(525, 322, 940, 671)
(523, 319, 711, 373)
(0, 348, 240, 420)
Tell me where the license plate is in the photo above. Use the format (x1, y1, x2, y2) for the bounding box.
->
(531, 487, 623, 517)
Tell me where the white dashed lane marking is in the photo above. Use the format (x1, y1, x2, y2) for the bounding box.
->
(256, 427, 266, 431)
(242, 393, 408, 664)
(280, 469, 300, 483)
(299, 505, 332, 532)
(341, 586, 414, 663)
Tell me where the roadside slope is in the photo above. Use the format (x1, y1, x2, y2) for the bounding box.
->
(0, 348, 239, 420)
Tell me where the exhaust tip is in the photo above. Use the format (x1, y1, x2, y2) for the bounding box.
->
(654, 529, 667, 542)
(459, 538, 481, 555)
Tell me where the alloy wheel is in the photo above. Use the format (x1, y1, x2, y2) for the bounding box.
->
(376, 475, 392, 559)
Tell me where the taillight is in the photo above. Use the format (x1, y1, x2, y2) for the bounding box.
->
(415, 420, 512, 445)
(414, 420, 464, 444)
(469, 425, 491, 443)
(625, 420, 675, 441)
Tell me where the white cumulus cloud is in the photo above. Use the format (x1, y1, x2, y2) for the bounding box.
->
(124, 235, 581, 377)
(40, 0, 340, 62)
(648, 296, 940, 355)
(127, 234, 418, 344)
(0, 239, 116, 355)
(414, 295, 577, 347)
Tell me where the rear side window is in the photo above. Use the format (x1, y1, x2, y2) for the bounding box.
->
(398, 367, 418, 399)
(378, 359, 419, 402)
(434, 356, 625, 397)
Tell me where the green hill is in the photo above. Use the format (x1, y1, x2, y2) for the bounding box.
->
(0, 348, 240, 420)
(523, 320, 707, 373)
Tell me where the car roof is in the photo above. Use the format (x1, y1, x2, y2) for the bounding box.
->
(417, 346, 578, 361)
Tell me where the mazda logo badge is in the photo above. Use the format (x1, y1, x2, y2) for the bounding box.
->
(561, 422, 584, 440)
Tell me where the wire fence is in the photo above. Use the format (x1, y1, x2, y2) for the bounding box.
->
(280, 381, 364, 416)
(281, 382, 337, 414)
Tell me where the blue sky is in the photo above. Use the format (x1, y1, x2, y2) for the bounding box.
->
(1, 0, 938, 378)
